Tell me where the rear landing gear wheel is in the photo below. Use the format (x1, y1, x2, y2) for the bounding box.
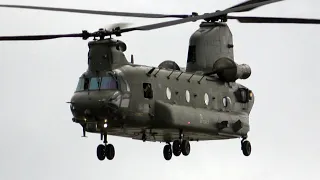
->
(241, 140, 251, 156)
(105, 144, 115, 160)
(181, 140, 190, 156)
(172, 140, 181, 156)
(142, 133, 147, 142)
(163, 144, 172, 160)
(97, 144, 106, 161)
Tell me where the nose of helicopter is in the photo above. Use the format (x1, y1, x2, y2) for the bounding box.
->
(69, 90, 122, 120)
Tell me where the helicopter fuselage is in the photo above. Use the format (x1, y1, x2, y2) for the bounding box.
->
(70, 64, 254, 142)
(0, 0, 314, 160)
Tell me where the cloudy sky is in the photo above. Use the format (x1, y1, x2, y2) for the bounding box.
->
(0, 0, 319, 179)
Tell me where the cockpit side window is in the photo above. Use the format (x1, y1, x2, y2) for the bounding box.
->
(113, 69, 130, 92)
(100, 76, 118, 90)
(76, 78, 85, 92)
(89, 77, 100, 90)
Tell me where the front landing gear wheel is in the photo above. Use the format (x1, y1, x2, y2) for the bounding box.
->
(172, 140, 181, 156)
(105, 144, 115, 160)
(163, 144, 172, 160)
(241, 140, 251, 156)
(97, 144, 106, 161)
(181, 140, 190, 156)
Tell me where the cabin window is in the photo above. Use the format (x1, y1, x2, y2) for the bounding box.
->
(223, 97, 227, 107)
(186, 90, 190, 103)
(143, 83, 153, 99)
(240, 90, 247, 102)
(222, 96, 232, 107)
(89, 77, 100, 90)
(204, 93, 209, 105)
(187, 45, 196, 63)
(234, 88, 250, 103)
(166, 87, 171, 100)
(100, 76, 118, 90)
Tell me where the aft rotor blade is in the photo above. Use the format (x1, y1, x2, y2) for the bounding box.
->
(0, 31, 91, 41)
(0, 4, 190, 18)
(228, 16, 320, 24)
(119, 0, 284, 32)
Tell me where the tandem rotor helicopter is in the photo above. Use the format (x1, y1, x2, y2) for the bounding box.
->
(1, 0, 320, 161)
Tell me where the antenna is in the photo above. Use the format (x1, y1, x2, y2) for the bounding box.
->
(131, 54, 134, 64)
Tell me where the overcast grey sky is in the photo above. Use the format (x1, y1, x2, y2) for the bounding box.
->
(0, 0, 319, 179)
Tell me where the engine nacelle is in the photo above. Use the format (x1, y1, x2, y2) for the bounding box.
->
(212, 58, 251, 82)
(236, 64, 251, 80)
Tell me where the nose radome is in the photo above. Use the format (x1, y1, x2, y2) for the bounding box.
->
(70, 90, 123, 123)
(87, 90, 119, 108)
(70, 90, 119, 113)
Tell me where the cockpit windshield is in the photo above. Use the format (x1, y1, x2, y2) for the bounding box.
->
(101, 76, 117, 89)
(89, 77, 100, 90)
(75, 75, 118, 92)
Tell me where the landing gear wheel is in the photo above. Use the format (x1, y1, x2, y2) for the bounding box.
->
(105, 144, 115, 160)
(181, 140, 190, 156)
(172, 140, 181, 156)
(142, 133, 147, 142)
(97, 144, 106, 161)
(163, 144, 172, 160)
(241, 140, 251, 156)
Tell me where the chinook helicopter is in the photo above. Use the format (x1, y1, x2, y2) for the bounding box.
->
(1, 0, 320, 161)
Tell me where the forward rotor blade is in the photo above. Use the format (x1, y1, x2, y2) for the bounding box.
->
(119, 0, 284, 32)
(0, 0, 285, 41)
(0, 32, 90, 41)
(228, 16, 320, 24)
(226, 0, 282, 13)
(0, 1, 284, 19)
(105, 22, 132, 31)
(0, 4, 190, 18)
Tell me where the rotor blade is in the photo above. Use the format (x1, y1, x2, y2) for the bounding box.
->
(0, 0, 285, 41)
(226, 0, 282, 13)
(119, 0, 284, 32)
(0, 32, 90, 41)
(228, 16, 320, 24)
(0, 4, 190, 18)
(105, 22, 132, 31)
